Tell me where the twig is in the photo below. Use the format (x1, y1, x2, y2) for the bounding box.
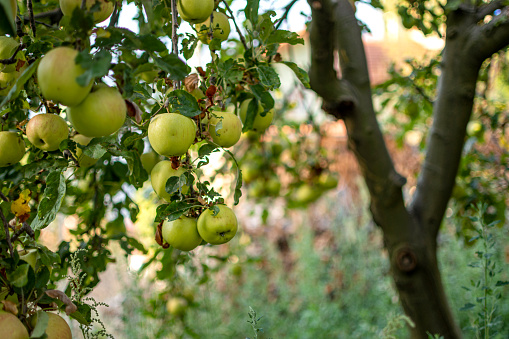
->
(0, 44, 24, 66)
(223, 1, 248, 51)
(15, 14, 24, 37)
(11, 222, 35, 242)
(0, 192, 8, 202)
(108, 1, 121, 28)
(170, 0, 181, 89)
(0, 209, 14, 258)
(27, 0, 36, 37)
(275, 0, 299, 30)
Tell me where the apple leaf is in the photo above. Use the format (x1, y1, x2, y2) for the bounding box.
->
(138, 34, 167, 53)
(31, 169, 66, 231)
(75, 49, 113, 87)
(31, 310, 49, 338)
(241, 98, 259, 132)
(164, 176, 182, 195)
(133, 83, 153, 100)
(198, 143, 218, 158)
(280, 61, 310, 88)
(69, 302, 92, 325)
(0, 60, 39, 109)
(0, 0, 15, 36)
(155, 201, 192, 223)
(245, 0, 260, 27)
(7, 264, 29, 287)
(268, 30, 304, 45)
(121, 150, 149, 188)
(152, 54, 190, 81)
(217, 59, 244, 85)
(182, 34, 199, 60)
(257, 65, 280, 90)
(250, 84, 275, 114)
(168, 89, 201, 117)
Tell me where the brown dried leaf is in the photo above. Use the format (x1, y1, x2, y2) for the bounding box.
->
(125, 99, 143, 124)
(1, 300, 18, 315)
(155, 222, 164, 247)
(45, 290, 78, 315)
(184, 74, 199, 92)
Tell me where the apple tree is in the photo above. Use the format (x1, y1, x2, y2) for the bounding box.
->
(0, 0, 309, 336)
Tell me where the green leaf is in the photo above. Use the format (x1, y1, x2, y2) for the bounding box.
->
(0, 60, 40, 108)
(0, 0, 15, 35)
(268, 30, 304, 45)
(155, 201, 192, 223)
(182, 35, 199, 60)
(198, 143, 218, 158)
(164, 176, 181, 195)
(75, 49, 112, 87)
(459, 303, 475, 311)
(7, 264, 29, 287)
(250, 84, 275, 113)
(133, 83, 154, 100)
(122, 150, 149, 188)
(281, 61, 310, 88)
(31, 169, 67, 231)
(241, 98, 258, 132)
(217, 59, 244, 84)
(168, 89, 202, 117)
(153, 54, 190, 81)
(245, 0, 260, 26)
(31, 311, 49, 338)
(139, 34, 167, 53)
(257, 65, 280, 90)
(69, 302, 92, 325)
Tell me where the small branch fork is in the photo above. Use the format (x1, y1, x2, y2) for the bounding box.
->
(0, 44, 24, 66)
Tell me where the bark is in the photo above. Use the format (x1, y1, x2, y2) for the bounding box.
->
(307, 0, 509, 337)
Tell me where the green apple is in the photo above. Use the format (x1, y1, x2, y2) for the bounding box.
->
(151, 160, 188, 201)
(317, 172, 339, 190)
(72, 134, 97, 167)
(166, 297, 188, 316)
(26, 114, 69, 152)
(467, 121, 483, 138)
(196, 11, 231, 44)
(148, 113, 197, 157)
(0, 71, 19, 96)
(162, 215, 202, 251)
(0, 131, 25, 167)
(67, 85, 126, 137)
(266, 178, 281, 196)
(249, 180, 265, 198)
(140, 150, 160, 174)
(239, 99, 274, 133)
(241, 162, 259, 183)
(60, 0, 114, 23)
(39, 312, 72, 339)
(208, 111, 242, 148)
(0, 311, 29, 339)
(293, 184, 321, 204)
(0, 36, 24, 73)
(177, 0, 214, 24)
(37, 47, 93, 107)
(197, 204, 238, 245)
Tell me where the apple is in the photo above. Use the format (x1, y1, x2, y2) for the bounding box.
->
(317, 172, 339, 190)
(162, 215, 202, 251)
(26, 114, 69, 152)
(148, 113, 197, 157)
(208, 111, 242, 148)
(0, 131, 25, 167)
(151, 160, 188, 201)
(0, 71, 19, 96)
(240, 162, 259, 183)
(249, 180, 265, 198)
(67, 85, 126, 137)
(293, 184, 321, 204)
(0, 36, 24, 73)
(230, 263, 242, 276)
(59, 0, 114, 23)
(33, 312, 72, 339)
(239, 99, 274, 133)
(197, 204, 238, 245)
(166, 297, 188, 317)
(196, 11, 231, 44)
(72, 134, 97, 167)
(177, 0, 214, 24)
(467, 121, 483, 138)
(0, 311, 29, 339)
(266, 178, 281, 196)
(140, 150, 161, 174)
(37, 47, 93, 107)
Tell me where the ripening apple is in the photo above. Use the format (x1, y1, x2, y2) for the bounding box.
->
(196, 11, 231, 44)
(0, 131, 25, 167)
(0, 36, 24, 73)
(31, 312, 72, 339)
(317, 172, 339, 190)
(239, 99, 274, 133)
(177, 0, 214, 24)
(0, 70, 18, 96)
(67, 85, 126, 137)
(166, 297, 188, 316)
(208, 111, 242, 148)
(148, 113, 197, 157)
(293, 184, 321, 204)
(140, 150, 161, 174)
(162, 215, 202, 251)
(72, 134, 98, 167)
(240, 162, 259, 183)
(266, 178, 281, 196)
(37, 47, 93, 107)
(151, 160, 188, 201)
(26, 114, 69, 152)
(59, 0, 114, 23)
(197, 204, 238, 245)
(0, 311, 29, 339)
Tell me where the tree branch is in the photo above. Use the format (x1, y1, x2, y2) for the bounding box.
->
(275, 0, 299, 30)
(223, 1, 248, 51)
(476, 0, 505, 20)
(471, 7, 509, 62)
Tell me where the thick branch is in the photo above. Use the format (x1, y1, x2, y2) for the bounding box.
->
(476, 0, 505, 20)
(470, 7, 509, 62)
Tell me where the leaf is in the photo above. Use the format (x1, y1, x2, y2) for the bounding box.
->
(75, 49, 112, 87)
(257, 65, 280, 90)
(133, 83, 153, 100)
(7, 264, 29, 287)
(139, 34, 167, 52)
(250, 84, 275, 113)
(0, 60, 40, 108)
(245, 0, 260, 27)
(168, 89, 202, 117)
(460, 303, 475, 311)
(242, 98, 259, 132)
(31, 169, 67, 231)
(268, 30, 304, 45)
(153, 54, 190, 81)
(69, 302, 92, 325)
(0, 0, 15, 35)
(280, 61, 310, 88)
(182, 35, 199, 60)
(164, 176, 181, 195)
(155, 201, 192, 223)
(495, 281, 509, 286)
(31, 310, 49, 338)
(198, 143, 218, 158)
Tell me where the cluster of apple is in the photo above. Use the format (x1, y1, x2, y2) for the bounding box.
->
(178, 0, 231, 45)
(0, 309, 72, 339)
